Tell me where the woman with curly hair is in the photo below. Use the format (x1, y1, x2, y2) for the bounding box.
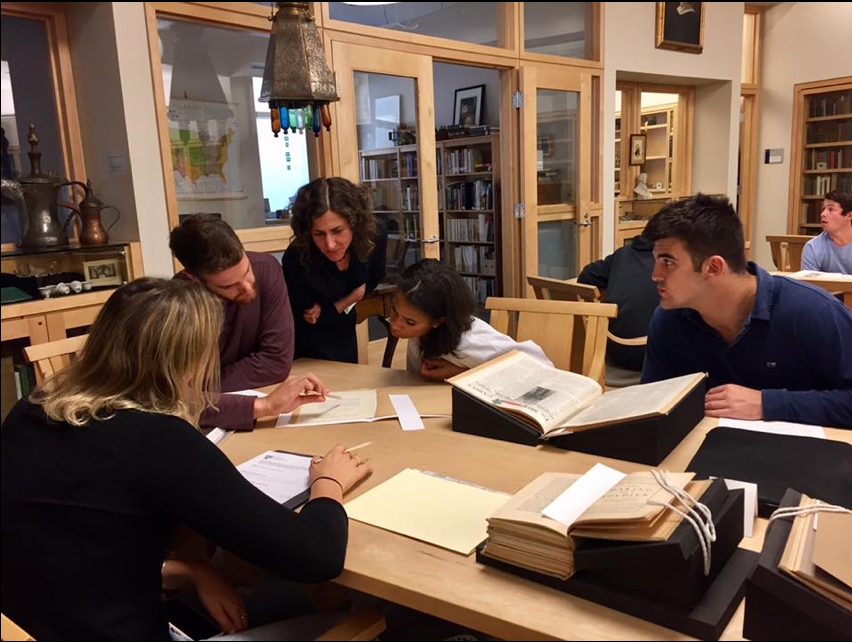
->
(283, 177, 387, 363)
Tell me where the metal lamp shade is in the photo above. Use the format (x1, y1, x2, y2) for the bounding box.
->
(259, 2, 339, 107)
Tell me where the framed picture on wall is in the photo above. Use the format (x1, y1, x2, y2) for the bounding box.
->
(655, 2, 705, 54)
(453, 84, 485, 127)
(629, 134, 647, 165)
(82, 258, 123, 287)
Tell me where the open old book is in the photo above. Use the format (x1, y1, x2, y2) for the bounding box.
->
(448, 350, 705, 438)
(482, 469, 701, 580)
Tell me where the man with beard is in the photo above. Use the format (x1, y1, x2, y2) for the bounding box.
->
(171, 214, 323, 431)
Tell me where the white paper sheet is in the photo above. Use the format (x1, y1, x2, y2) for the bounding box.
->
(719, 418, 825, 439)
(205, 427, 233, 447)
(276, 389, 377, 427)
(714, 477, 758, 538)
(542, 463, 626, 527)
(389, 394, 425, 431)
(236, 450, 311, 504)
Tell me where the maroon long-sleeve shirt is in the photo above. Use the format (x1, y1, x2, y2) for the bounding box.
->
(177, 252, 294, 431)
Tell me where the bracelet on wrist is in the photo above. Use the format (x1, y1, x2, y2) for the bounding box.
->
(311, 476, 344, 494)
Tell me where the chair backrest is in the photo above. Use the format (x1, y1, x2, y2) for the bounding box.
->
(22, 335, 87, 385)
(527, 275, 601, 302)
(766, 234, 811, 272)
(485, 297, 617, 386)
(527, 274, 647, 346)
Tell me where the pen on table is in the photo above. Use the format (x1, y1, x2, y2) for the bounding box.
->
(301, 391, 342, 399)
(345, 441, 372, 454)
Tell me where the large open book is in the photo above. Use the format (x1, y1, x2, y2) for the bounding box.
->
(483, 470, 699, 580)
(448, 350, 705, 437)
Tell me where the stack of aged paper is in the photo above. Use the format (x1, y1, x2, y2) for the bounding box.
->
(280, 386, 451, 427)
(482, 470, 699, 580)
(778, 494, 852, 611)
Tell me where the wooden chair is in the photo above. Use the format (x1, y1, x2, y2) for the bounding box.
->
(766, 234, 811, 272)
(526, 275, 647, 387)
(485, 297, 617, 386)
(526, 275, 647, 349)
(22, 335, 87, 385)
(527, 275, 600, 303)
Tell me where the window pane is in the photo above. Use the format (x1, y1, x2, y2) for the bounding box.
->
(524, 2, 593, 60)
(329, 2, 501, 48)
(157, 18, 308, 230)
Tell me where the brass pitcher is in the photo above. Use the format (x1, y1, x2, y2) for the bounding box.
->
(0, 124, 80, 248)
(69, 179, 120, 245)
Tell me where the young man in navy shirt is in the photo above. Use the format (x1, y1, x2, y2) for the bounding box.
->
(641, 194, 852, 428)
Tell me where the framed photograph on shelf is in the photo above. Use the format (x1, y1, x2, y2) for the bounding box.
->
(656, 2, 704, 53)
(629, 134, 647, 165)
(82, 258, 123, 287)
(453, 84, 485, 127)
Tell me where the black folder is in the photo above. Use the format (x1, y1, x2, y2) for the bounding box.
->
(452, 377, 705, 465)
(743, 488, 852, 641)
(686, 427, 852, 517)
(572, 479, 742, 611)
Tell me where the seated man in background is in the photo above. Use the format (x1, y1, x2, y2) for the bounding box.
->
(577, 228, 659, 375)
(170, 214, 299, 431)
(801, 189, 852, 274)
(641, 193, 852, 428)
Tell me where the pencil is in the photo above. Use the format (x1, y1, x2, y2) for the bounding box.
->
(324, 392, 343, 400)
(345, 441, 372, 454)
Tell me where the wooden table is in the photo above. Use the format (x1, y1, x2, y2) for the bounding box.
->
(354, 283, 398, 367)
(221, 360, 852, 641)
(774, 271, 852, 310)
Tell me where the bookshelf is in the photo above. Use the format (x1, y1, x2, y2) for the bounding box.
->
(787, 77, 852, 235)
(639, 104, 676, 197)
(359, 135, 501, 305)
(438, 134, 501, 305)
(359, 143, 421, 277)
(614, 103, 677, 242)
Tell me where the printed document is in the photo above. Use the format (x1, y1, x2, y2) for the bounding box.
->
(236, 450, 311, 507)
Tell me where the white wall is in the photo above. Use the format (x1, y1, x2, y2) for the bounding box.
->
(67, 2, 174, 276)
(433, 63, 500, 128)
(693, 82, 734, 196)
(752, 2, 852, 269)
(603, 2, 744, 254)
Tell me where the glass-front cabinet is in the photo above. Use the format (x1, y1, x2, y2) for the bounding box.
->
(1, 242, 143, 344)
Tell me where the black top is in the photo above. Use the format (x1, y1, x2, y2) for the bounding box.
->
(0, 400, 348, 641)
(282, 219, 387, 364)
(577, 235, 660, 371)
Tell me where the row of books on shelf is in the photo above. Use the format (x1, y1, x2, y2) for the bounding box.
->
(403, 212, 420, 241)
(401, 184, 419, 213)
(442, 148, 491, 175)
(805, 120, 852, 144)
(461, 275, 494, 305)
(808, 91, 852, 118)
(360, 157, 398, 180)
(400, 152, 418, 178)
(444, 213, 494, 243)
(449, 245, 496, 276)
(444, 180, 494, 211)
(807, 148, 851, 170)
(805, 173, 852, 196)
